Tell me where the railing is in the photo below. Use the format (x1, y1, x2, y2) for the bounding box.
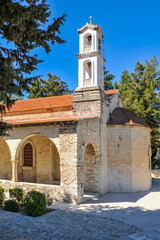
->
(84, 45, 91, 52)
(84, 78, 91, 87)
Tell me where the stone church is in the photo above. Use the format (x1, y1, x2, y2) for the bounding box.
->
(0, 18, 152, 203)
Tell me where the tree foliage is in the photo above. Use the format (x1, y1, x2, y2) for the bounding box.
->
(104, 69, 118, 90)
(0, 121, 12, 137)
(0, 0, 66, 136)
(28, 73, 74, 98)
(118, 57, 160, 162)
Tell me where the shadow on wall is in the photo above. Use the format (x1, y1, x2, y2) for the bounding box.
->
(61, 191, 79, 204)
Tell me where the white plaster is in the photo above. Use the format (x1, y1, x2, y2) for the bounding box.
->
(77, 22, 104, 90)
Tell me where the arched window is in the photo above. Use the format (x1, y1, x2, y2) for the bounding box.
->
(84, 34, 92, 52)
(83, 61, 92, 86)
(24, 143, 33, 167)
(85, 35, 92, 45)
(85, 61, 91, 79)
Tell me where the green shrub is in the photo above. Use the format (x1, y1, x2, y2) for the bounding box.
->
(0, 187, 4, 208)
(4, 200, 19, 212)
(9, 188, 23, 203)
(23, 190, 46, 217)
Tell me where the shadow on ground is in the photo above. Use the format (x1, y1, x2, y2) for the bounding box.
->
(83, 178, 160, 204)
(52, 179, 160, 231)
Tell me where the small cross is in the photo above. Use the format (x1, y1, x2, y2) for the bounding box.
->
(89, 16, 93, 24)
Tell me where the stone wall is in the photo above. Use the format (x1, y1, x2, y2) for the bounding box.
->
(108, 93, 123, 114)
(35, 135, 53, 184)
(107, 126, 132, 192)
(74, 87, 109, 195)
(0, 179, 61, 202)
(0, 138, 12, 180)
(73, 86, 104, 116)
(100, 91, 109, 193)
(77, 118, 101, 197)
(3, 110, 74, 121)
(107, 125, 151, 192)
(59, 124, 80, 203)
(132, 128, 151, 191)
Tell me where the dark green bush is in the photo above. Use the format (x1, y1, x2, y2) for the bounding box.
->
(23, 190, 46, 217)
(9, 188, 23, 203)
(4, 200, 19, 212)
(0, 187, 4, 208)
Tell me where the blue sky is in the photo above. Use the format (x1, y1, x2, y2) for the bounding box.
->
(30, 0, 160, 93)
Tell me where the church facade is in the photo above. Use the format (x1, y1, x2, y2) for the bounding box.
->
(0, 19, 152, 203)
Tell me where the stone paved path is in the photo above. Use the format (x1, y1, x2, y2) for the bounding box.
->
(0, 209, 138, 240)
(121, 227, 160, 240)
(51, 179, 160, 240)
(0, 179, 160, 239)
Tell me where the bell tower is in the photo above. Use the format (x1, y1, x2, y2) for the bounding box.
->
(76, 17, 105, 90)
(73, 18, 107, 117)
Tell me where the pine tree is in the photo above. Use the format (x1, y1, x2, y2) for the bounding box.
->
(104, 70, 116, 90)
(118, 57, 160, 162)
(0, 0, 66, 135)
(28, 73, 74, 98)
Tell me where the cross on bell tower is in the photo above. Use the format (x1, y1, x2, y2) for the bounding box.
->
(76, 17, 105, 90)
(89, 16, 93, 24)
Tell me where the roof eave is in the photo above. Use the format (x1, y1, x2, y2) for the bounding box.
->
(5, 116, 100, 127)
(107, 123, 152, 132)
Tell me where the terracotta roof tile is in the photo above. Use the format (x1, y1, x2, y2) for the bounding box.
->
(105, 89, 118, 97)
(107, 107, 151, 130)
(5, 94, 74, 115)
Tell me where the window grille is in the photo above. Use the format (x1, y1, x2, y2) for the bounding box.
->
(24, 143, 33, 167)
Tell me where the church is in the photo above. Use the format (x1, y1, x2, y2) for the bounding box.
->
(0, 18, 152, 203)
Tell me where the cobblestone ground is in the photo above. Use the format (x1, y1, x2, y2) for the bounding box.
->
(0, 209, 139, 240)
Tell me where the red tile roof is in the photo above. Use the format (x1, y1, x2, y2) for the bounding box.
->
(107, 107, 151, 130)
(5, 94, 74, 115)
(105, 89, 118, 97)
(5, 115, 99, 126)
(5, 90, 118, 116)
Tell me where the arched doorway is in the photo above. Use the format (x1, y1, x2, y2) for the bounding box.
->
(83, 143, 100, 192)
(0, 137, 11, 180)
(16, 135, 60, 185)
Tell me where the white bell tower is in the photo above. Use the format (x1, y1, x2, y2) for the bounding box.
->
(76, 17, 105, 90)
